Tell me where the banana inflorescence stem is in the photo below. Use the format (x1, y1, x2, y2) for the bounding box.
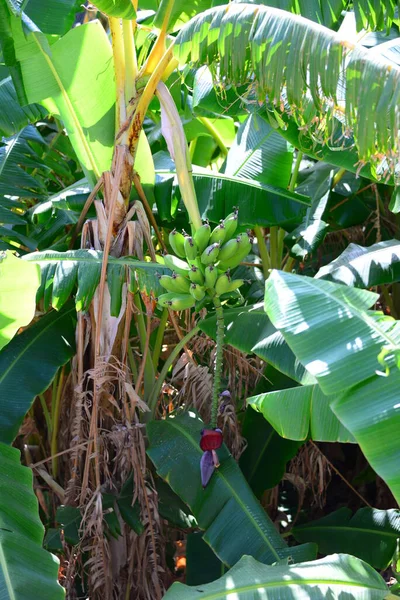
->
(211, 297, 225, 428)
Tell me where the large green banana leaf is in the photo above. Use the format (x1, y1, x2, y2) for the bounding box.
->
(0, 442, 64, 599)
(90, 0, 135, 18)
(23, 250, 167, 313)
(164, 553, 388, 600)
(154, 0, 213, 31)
(224, 113, 293, 188)
(316, 240, 400, 287)
(0, 10, 115, 183)
(190, 73, 378, 182)
(174, 4, 400, 182)
(234, 0, 347, 29)
(248, 384, 355, 443)
(147, 411, 316, 567)
(0, 76, 47, 136)
(157, 166, 311, 227)
(6, 0, 80, 35)
(264, 270, 400, 504)
(234, 0, 398, 31)
(0, 304, 75, 444)
(285, 170, 332, 260)
(292, 507, 400, 569)
(0, 251, 40, 352)
(239, 407, 302, 497)
(0, 125, 47, 204)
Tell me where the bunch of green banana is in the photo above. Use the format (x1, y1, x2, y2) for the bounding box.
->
(157, 208, 251, 310)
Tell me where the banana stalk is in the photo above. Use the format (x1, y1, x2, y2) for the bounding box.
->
(211, 296, 224, 428)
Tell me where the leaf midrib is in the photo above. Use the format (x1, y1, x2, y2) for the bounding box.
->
(294, 524, 399, 538)
(231, 127, 274, 177)
(0, 127, 24, 180)
(0, 540, 17, 600)
(163, 418, 282, 561)
(156, 168, 311, 205)
(185, 576, 386, 600)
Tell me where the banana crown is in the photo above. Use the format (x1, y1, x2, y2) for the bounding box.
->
(158, 210, 249, 310)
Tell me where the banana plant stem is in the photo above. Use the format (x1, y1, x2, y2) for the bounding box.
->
(132, 289, 155, 400)
(277, 228, 286, 267)
(109, 17, 127, 131)
(198, 117, 228, 155)
(332, 167, 347, 188)
(39, 394, 52, 441)
(127, 43, 174, 158)
(122, 19, 137, 103)
(269, 226, 279, 270)
(148, 326, 200, 418)
(283, 256, 296, 272)
(211, 297, 224, 428)
(254, 226, 271, 279)
(143, 0, 174, 74)
(152, 308, 169, 369)
(51, 366, 65, 478)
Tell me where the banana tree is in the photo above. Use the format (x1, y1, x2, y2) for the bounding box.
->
(1, 0, 400, 598)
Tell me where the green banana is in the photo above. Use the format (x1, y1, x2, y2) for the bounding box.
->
(204, 264, 218, 289)
(170, 295, 196, 310)
(169, 229, 186, 258)
(164, 254, 190, 277)
(223, 208, 239, 240)
(189, 256, 206, 275)
(193, 222, 211, 253)
(218, 233, 251, 270)
(201, 242, 220, 265)
(225, 278, 245, 293)
(159, 273, 190, 294)
(184, 235, 198, 261)
(215, 273, 231, 296)
(210, 221, 226, 245)
(237, 231, 251, 245)
(157, 293, 195, 310)
(218, 236, 240, 263)
(189, 283, 206, 301)
(189, 265, 204, 285)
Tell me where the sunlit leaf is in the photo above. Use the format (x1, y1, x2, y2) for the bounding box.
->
(175, 3, 400, 181)
(0, 251, 40, 351)
(164, 553, 388, 600)
(316, 240, 400, 287)
(248, 384, 355, 442)
(264, 270, 400, 503)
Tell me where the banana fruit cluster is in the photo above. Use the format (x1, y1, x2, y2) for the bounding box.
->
(157, 209, 252, 310)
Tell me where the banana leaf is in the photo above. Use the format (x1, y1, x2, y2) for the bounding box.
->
(147, 410, 316, 567)
(264, 269, 400, 503)
(316, 240, 400, 287)
(0, 303, 75, 444)
(292, 507, 400, 570)
(0, 251, 40, 352)
(164, 552, 388, 600)
(0, 442, 64, 599)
